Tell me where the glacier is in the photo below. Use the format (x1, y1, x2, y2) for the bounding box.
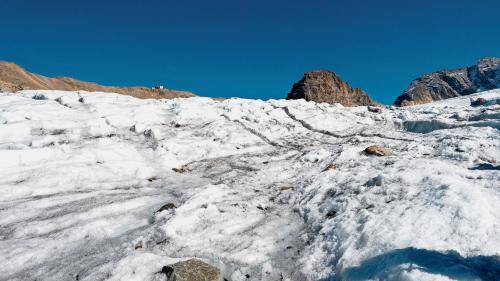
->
(0, 89, 499, 281)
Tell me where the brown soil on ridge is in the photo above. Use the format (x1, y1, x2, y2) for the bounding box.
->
(0, 61, 195, 99)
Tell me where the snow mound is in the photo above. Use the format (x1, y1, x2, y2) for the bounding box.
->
(0, 89, 499, 281)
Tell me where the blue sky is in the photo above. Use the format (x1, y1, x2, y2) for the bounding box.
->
(1, 0, 499, 104)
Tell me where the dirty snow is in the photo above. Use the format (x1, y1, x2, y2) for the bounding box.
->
(0, 89, 499, 281)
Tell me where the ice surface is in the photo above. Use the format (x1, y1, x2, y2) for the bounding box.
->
(0, 89, 499, 281)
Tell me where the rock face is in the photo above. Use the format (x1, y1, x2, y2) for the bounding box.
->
(0, 61, 195, 99)
(161, 259, 223, 281)
(364, 145, 392, 156)
(394, 57, 500, 106)
(287, 70, 375, 106)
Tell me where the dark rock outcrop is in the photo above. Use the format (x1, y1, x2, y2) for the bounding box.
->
(395, 58, 500, 106)
(287, 70, 376, 106)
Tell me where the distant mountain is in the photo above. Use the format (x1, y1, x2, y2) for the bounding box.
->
(0, 61, 195, 99)
(394, 57, 499, 106)
(287, 70, 376, 106)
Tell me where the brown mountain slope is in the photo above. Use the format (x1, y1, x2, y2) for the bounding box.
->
(287, 70, 376, 106)
(0, 61, 195, 99)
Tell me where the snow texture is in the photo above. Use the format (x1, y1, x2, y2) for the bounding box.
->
(0, 89, 499, 281)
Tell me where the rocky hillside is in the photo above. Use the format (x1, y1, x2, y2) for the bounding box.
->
(0, 61, 195, 99)
(287, 70, 376, 106)
(394, 57, 500, 106)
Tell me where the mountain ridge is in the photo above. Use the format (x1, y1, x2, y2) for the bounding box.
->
(394, 57, 500, 106)
(0, 61, 195, 99)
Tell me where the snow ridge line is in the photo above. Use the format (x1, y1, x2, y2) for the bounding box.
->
(359, 131, 415, 142)
(272, 105, 347, 138)
(220, 114, 284, 147)
(273, 105, 415, 142)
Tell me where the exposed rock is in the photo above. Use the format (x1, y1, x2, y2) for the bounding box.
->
(322, 164, 337, 172)
(0, 61, 195, 99)
(32, 93, 48, 100)
(287, 70, 376, 106)
(364, 145, 392, 156)
(471, 97, 487, 107)
(279, 185, 294, 192)
(325, 209, 337, 218)
(172, 166, 189, 173)
(160, 259, 223, 281)
(395, 57, 500, 106)
(155, 203, 177, 214)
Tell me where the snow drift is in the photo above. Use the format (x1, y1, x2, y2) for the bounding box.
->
(0, 89, 499, 281)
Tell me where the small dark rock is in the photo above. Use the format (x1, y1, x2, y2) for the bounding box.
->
(161, 265, 175, 279)
(326, 210, 337, 218)
(471, 97, 487, 107)
(364, 145, 392, 156)
(172, 167, 189, 173)
(155, 203, 177, 213)
(32, 93, 47, 100)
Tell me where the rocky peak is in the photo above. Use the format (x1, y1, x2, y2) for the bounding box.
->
(287, 70, 375, 106)
(394, 57, 499, 106)
(471, 57, 500, 89)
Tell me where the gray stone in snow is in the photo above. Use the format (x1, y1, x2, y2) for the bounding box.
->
(32, 93, 47, 100)
(160, 259, 223, 281)
(365, 175, 384, 187)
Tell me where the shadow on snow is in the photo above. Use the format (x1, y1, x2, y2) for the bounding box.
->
(327, 247, 500, 281)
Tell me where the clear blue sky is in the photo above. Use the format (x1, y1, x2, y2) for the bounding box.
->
(1, 0, 499, 104)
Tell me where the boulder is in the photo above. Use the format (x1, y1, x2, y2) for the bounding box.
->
(364, 145, 392, 156)
(160, 259, 223, 281)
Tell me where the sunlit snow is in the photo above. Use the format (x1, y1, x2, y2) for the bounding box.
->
(0, 89, 499, 281)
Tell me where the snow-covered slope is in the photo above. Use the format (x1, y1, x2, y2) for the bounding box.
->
(0, 89, 499, 281)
